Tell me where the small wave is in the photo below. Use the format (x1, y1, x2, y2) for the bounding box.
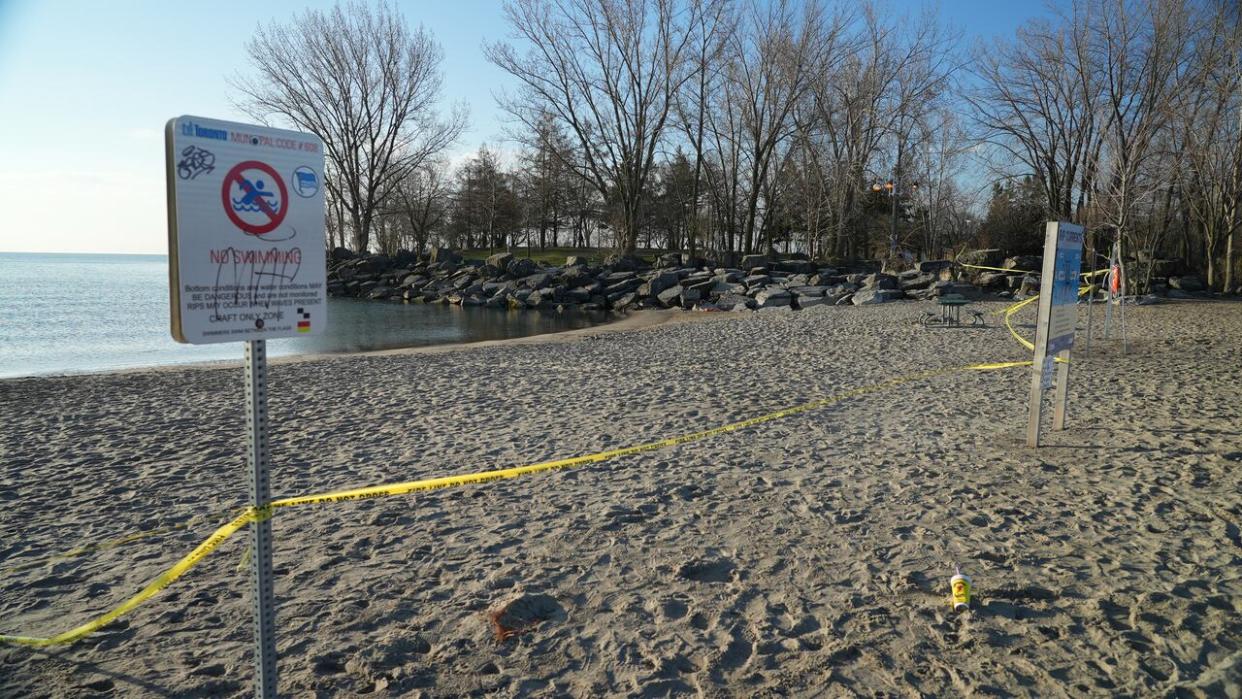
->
(231, 198, 282, 214)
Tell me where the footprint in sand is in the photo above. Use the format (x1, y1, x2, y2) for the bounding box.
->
(677, 558, 736, 584)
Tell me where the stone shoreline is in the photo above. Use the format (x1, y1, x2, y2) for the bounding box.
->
(326, 247, 1219, 315)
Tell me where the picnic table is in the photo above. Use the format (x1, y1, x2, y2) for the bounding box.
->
(922, 294, 984, 328)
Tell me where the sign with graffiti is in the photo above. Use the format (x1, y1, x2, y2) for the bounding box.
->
(165, 116, 326, 344)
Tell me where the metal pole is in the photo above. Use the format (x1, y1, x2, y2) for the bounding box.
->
(1051, 349, 1072, 430)
(244, 340, 278, 698)
(1118, 240, 1128, 355)
(1084, 279, 1095, 356)
(890, 182, 898, 258)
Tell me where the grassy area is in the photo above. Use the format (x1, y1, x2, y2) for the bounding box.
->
(459, 246, 663, 266)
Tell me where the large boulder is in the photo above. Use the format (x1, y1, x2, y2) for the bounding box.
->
(683, 278, 716, 297)
(657, 285, 685, 307)
(773, 259, 817, 275)
(789, 285, 827, 297)
(795, 295, 830, 309)
(605, 277, 643, 296)
(565, 255, 589, 267)
(486, 252, 515, 270)
(641, 271, 681, 298)
(1004, 255, 1042, 272)
(367, 285, 396, 300)
(427, 247, 461, 265)
(1017, 275, 1041, 296)
(810, 272, 844, 286)
(506, 257, 540, 278)
(754, 287, 792, 308)
(916, 259, 953, 275)
(900, 274, 937, 291)
(714, 293, 755, 311)
(610, 292, 639, 310)
(932, 281, 979, 298)
(1169, 275, 1205, 292)
(977, 272, 1014, 289)
(956, 249, 1004, 269)
(740, 254, 770, 269)
(863, 273, 898, 290)
(356, 254, 393, 274)
(520, 272, 554, 290)
(852, 288, 905, 305)
(603, 253, 649, 272)
(824, 283, 858, 302)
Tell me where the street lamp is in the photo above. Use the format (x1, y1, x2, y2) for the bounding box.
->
(872, 179, 918, 258)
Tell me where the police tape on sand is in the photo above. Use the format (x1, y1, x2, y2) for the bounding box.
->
(0, 358, 1033, 648)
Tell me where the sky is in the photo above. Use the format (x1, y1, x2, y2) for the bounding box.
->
(0, 0, 1054, 254)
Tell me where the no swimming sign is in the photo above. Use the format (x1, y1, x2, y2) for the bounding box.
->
(165, 116, 327, 344)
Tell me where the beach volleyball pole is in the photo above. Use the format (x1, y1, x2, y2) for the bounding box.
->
(244, 339, 278, 698)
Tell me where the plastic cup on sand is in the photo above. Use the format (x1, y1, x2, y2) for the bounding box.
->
(951, 566, 971, 611)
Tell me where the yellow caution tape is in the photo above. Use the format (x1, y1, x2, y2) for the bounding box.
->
(1000, 283, 1099, 358)
(0, 507, 239, 577)
(0, 509, 257, 647)
(961, 263, 1111, 279)
(0, 359, 1033, 648)
(960, 263, 1034, 274)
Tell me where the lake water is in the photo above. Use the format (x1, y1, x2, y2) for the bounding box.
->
(0, 253, 606, 378)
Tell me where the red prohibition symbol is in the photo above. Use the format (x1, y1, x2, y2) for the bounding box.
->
(221, 160, 289, 235)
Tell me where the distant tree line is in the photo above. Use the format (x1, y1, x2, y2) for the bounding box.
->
(237, 0, 1242, 291)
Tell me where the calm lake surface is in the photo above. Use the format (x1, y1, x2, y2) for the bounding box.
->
(0, 252, 606, 378)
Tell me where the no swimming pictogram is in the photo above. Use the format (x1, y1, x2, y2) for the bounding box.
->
(221, 160, 289, 236)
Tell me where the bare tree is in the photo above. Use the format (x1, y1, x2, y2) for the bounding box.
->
(673, 0, 733, 258)
(1174, 1, 1242, 290)
(910, 108, 971, 259)
(1086, 0, 1192, 277)
(726, 0, 838, 254)
(486, 0, 700, 253)
(800, 3, 953, 261)
(969, 12, 1104, 221)
(387, 161, 452, 254)
(234, 1, 466, 253)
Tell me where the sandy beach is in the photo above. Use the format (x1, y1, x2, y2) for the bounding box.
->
(1, 299, 1240, 698)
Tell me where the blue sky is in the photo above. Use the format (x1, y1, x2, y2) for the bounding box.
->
(0, 0, 1053, 254)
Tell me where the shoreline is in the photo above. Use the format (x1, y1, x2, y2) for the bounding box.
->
(0, 308, 700, 384)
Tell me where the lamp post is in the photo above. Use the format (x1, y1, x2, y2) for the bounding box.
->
(871, 178, 918, 259)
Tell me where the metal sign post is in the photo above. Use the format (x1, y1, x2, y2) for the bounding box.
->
(166, 115, 326, 699)
(244, 339, 278, 698)
(1027, 221, 1085, 447)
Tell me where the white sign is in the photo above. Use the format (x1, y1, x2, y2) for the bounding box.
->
(1027, 221, 1085, 447)
(1046, 223, 1085, 353)
(165, 116, 327, 344)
